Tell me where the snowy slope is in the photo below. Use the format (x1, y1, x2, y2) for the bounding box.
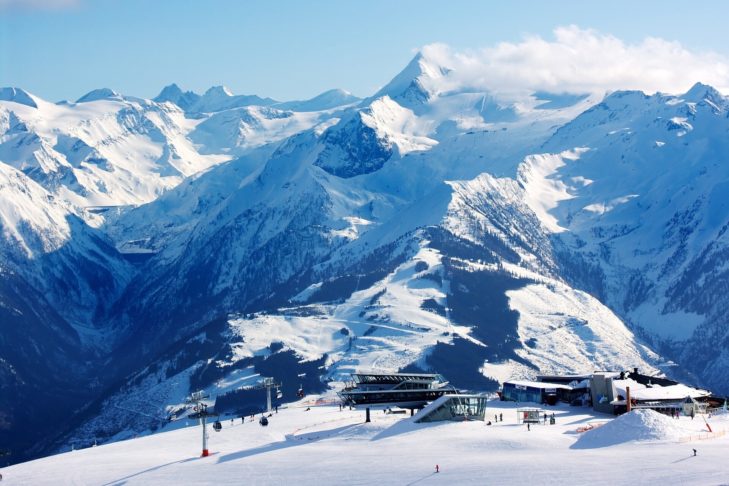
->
(0, 162, 132, 331)
(276, 88, 361, 112)
(515, 84, 729, 391)
(5, 401, 729, 485)
(0, 163, 135, 462)
(0, 90, 228, 207)
(188, 105, 324, 155)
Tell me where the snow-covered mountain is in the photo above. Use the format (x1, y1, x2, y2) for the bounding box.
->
(0, 162, 134, 462)
(2, 52, 729, 463)
(529, 83, 729, 389)
(0, 88, 227, 207)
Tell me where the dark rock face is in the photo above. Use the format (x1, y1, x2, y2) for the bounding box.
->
(314, 113, 392, 178)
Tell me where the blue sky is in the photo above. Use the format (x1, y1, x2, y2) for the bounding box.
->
(2, 0, 729, 101)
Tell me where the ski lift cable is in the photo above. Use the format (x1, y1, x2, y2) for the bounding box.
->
(113, 404, 168, 421)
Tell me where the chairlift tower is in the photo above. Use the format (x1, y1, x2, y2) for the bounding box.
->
(187, 391, 215, 457)
(262, 377, 282, 413)
(238, 377, 282, 413)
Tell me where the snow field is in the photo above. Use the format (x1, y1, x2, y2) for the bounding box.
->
(4, 399, 729, 485)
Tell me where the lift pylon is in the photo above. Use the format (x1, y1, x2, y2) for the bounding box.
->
(186, 391, 215, 457)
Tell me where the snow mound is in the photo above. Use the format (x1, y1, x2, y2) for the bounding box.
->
(573, 409, 691, 449)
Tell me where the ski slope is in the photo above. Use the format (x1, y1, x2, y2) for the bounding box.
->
(3, 397, 728, 485)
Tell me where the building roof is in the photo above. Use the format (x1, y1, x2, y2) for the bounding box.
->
(504, 380, 572, 391)
(536, 374, 592, 381)
(612, 379, 710, 401)
(351, 373, 445, 384)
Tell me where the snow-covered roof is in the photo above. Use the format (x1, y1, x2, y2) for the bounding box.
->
(612, 379, 710, 401)
(537, 374, 592, 381)
(505, 380, 572, 390)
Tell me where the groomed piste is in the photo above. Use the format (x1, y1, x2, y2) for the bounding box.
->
(2, 395, 728, 485)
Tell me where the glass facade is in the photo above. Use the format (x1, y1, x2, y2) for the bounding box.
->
(502, 384, 543, 404)
(416, 395, 488, 423)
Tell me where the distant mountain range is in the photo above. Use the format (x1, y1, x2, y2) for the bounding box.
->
(1, 50, 728, 463)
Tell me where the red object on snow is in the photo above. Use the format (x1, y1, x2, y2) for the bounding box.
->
(202, 449, 209, 457)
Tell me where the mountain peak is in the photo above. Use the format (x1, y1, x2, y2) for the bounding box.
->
(371, 51, 452, 108)
(188, 86, 277, 113)
(76, 88, 122, 103)
(683, 82, 725, 106)
(203, 85, 234, 98)
(275, 88, 361, 112)
(156, 83, 183, 97)
(153, 83, 201, 111)
(0, 87, 39, 108)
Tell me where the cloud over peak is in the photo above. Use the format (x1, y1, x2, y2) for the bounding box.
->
(416, 26, 729, 96)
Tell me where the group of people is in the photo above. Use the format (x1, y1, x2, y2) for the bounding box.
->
(665, 408, 694, 419)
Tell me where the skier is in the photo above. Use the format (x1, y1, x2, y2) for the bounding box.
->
(499, 413, 503, 422)
(543, 412, 547, 424)
(527, 423, 530, 431)
(435, 465, 439, 473)
(693, 448, 697, 456)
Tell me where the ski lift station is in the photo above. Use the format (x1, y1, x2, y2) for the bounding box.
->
(338, 372, 489, 423)
(339, 372, 456, 409)
(501, 381, 574, 405)
(414, 394, 488, 423)
(500, 368, 719, 417)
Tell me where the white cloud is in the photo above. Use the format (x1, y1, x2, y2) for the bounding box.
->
(418, 26, 729, 96)
(0, 0, 82, 12)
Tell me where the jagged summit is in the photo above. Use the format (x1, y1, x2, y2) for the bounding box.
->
(153, 83, 201, 111)
(370, 51, 452, 108)
(187, 85, 277, 113)
(0, 87, 38, 108)
(76, 88, 122, 103)
(682, 82, 726, 109)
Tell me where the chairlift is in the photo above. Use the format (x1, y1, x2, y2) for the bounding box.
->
(213, 420, 222, 432)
